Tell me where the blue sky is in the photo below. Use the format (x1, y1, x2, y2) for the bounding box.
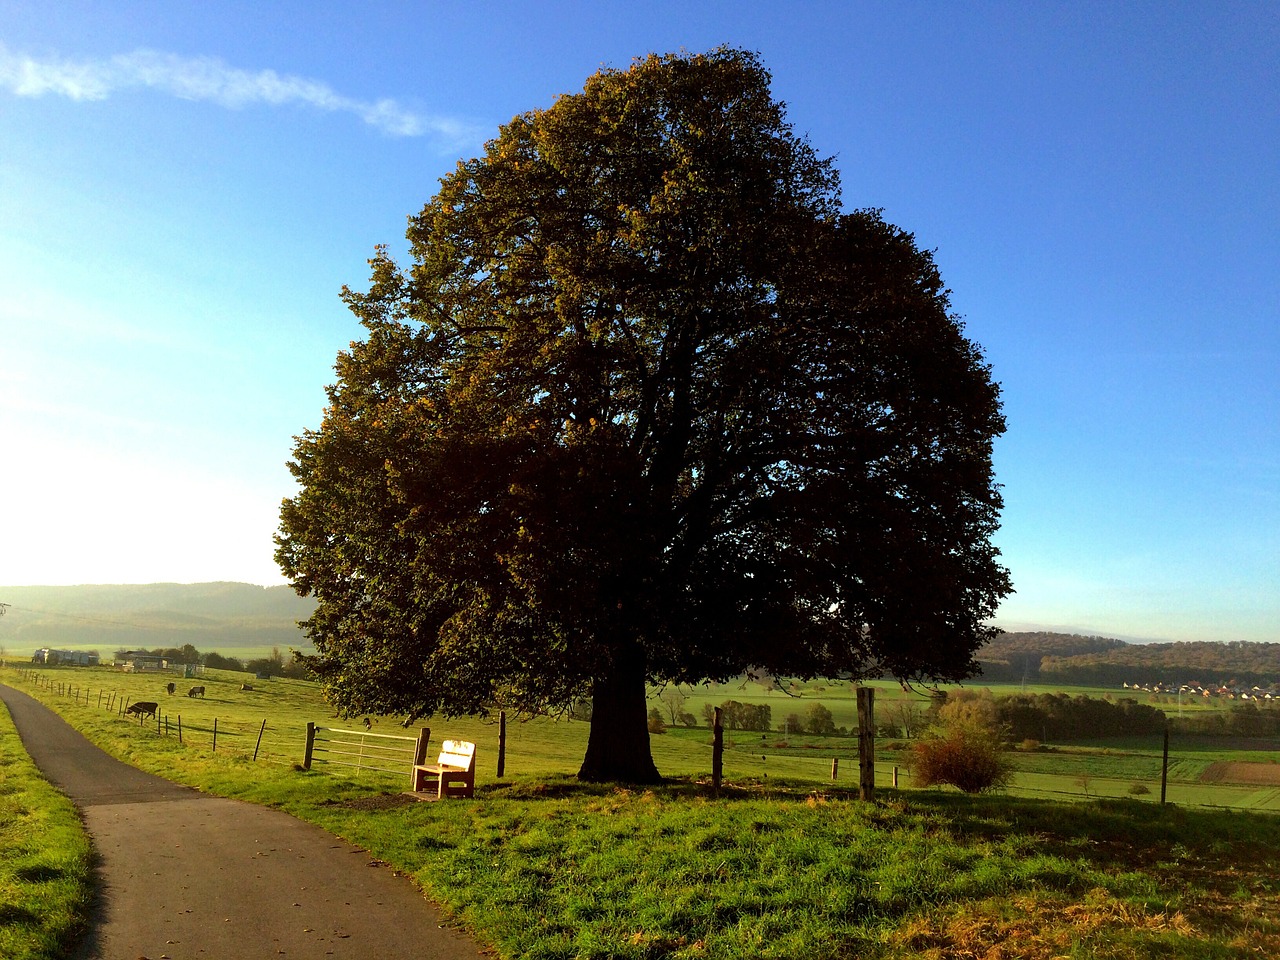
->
(1, 2, 1275, 643)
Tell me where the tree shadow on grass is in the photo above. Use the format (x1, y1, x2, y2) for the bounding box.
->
(896, 791, 1280, 883)
(476, 774, 867, 803)
(15, 864, 68, 883)
(0, 903, 38, 924)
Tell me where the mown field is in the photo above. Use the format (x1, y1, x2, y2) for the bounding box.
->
(3, 662, 1280, 959)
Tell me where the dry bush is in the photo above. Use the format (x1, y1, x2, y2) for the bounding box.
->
(916, 706, 1013, 798)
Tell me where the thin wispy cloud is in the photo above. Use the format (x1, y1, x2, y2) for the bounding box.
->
(0, 44, 476, 141)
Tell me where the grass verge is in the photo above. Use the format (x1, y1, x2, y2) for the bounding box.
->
(0, 700, 93, 960)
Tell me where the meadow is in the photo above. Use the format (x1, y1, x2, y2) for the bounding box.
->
(3, 662, 1279, 958)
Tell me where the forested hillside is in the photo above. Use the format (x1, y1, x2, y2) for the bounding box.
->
(978, 632, 1127, 682)
(980, 632, 1280, 688)
(0, 583, 313, 655)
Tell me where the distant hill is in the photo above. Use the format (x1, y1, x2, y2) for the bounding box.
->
(977, 631, 1128, 682)
(979, 631, 1280, 687)
(0, 583, 315, 657)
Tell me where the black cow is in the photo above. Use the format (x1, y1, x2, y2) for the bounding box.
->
(187, 685, 205, 698)
(126, 701, 158, 720)
(166, 682, 176, 695)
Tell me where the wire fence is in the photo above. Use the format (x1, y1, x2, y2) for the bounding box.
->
(9, 664, 1279, 811)
(11, 667, 304, 765)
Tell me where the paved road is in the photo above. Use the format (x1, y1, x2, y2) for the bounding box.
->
(0, 683, 490, 960)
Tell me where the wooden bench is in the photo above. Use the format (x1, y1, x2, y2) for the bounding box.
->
(412, 739, 476, 798)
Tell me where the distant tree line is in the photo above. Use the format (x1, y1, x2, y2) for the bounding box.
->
(701, 700, 774, 732)
(1169, 703, 1280, 738)
(995, 693, 1167, 741)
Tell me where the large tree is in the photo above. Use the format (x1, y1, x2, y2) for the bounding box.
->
(276, 48, 1010, 783)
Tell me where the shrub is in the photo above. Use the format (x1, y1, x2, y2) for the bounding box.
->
(911, 730, 1012, 793)
(911, 701, 1012, 795)
(1128, 782, 1151, 796)
(647, 707, 666, 734)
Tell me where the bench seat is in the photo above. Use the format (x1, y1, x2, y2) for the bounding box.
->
(412, 739, 476, 798)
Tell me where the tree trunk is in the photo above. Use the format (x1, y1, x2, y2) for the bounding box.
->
(578, 643, 661, 783)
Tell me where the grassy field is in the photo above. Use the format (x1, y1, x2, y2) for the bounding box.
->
(4, 663, 1280, 958)
(5, 664, 1278, 808)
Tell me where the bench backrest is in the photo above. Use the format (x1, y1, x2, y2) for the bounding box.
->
(437, 739, 476, 771)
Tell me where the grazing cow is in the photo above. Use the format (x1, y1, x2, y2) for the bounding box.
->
(240, 683, 253, 691)
(187, 685, 205, 698)
(126, 701, 158, 720)
(166, 682, 176, 695)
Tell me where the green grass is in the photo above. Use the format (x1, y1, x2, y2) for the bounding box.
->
(0, 700, 93, 960)
(5, 664, 1280, 959)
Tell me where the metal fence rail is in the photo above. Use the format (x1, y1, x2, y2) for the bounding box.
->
(304, 724, 428, 779)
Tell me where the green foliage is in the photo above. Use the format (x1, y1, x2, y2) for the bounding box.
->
(202, 651, 244, 671)
(804, 701, 836, 735)
(275, 47, 1008, 783)
(717, 700, 773, 732)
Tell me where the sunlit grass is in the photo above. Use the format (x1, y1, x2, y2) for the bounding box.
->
(5, 664, 1280, 959)
(0, 700, 92, 960)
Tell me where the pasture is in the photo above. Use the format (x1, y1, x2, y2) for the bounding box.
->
(4, 663, 1280, 959)
(3, 664, 1278, 811)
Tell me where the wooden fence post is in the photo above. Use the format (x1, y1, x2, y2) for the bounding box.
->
(712, 707, 724, 796)
(497, 710, 507, 778)
(831, 757, 839, 780)
(178, 715, 183, 745)
(413, 727, 431, 765)
(213, 717, 218, 752)
(857, 686, 875, 802)
(254, 719, 267, 760)
(409, 727, 430, 787)
(304, 722, 316, 770)
(1160, 727, 1169, 805)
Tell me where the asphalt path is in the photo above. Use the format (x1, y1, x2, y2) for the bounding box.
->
(0, 683, 490, 960)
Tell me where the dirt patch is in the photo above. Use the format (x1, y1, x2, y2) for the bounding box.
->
(323, 792, 422, 811)
(1200, 760, 1280, 785)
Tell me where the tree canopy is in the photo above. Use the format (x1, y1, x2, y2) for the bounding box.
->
(275, 47, 1010, 782)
